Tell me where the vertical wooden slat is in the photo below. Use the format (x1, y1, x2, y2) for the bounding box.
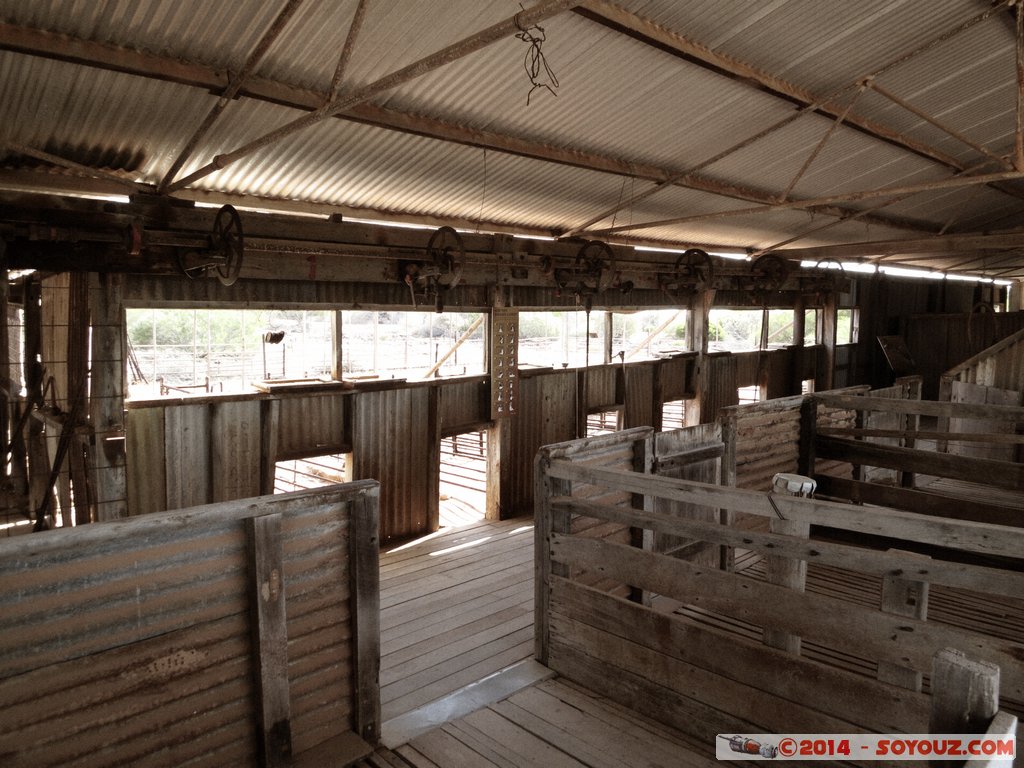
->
(88, 273, 128, 521)
(534, 452, 570, 665)
(126, 407, 167, 515)
(247, 512, 292, 768)
(763, 515, 809, 654)
(348, 488, 381, 745)
(211, 400, 262, 502)
(261, 399, 281, 496)
(878, 550, 929, 692)
(165, 403, 211, 508)
(719, 409, 737, 571)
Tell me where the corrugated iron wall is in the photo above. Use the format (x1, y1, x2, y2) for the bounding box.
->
(352, 387, 435, 542)
(0, 483, 378, 766)
(276, 393, 348, 460)
(124, 345, 821, 537)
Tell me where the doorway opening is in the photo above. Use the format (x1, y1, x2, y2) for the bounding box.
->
(439, 430, 488, 527)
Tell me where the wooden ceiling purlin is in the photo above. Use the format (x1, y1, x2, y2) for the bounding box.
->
(0, 23, 932, 240)
(162, 0, 578, 193)
(156, 0, 307, 193)
(327, 0, 370, 103)
(775, 230, 1024, 263)
(572, 0, 1024, 227)
(574, 1, 979, 169)
(588, 170, 1024, 238)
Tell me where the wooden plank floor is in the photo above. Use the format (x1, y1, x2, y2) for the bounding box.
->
(362, 678, 725, 768)
(379, 517, 535, 722)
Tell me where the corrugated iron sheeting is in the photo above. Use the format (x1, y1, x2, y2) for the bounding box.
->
(438, 378, 489, 433)
(382, 12, 798, 173)
(260, 0, 510, 93)
(277, 393, 348, 459)
(0, 53, 218, 180)
(0, 0, 282, 70)
(352, 387, 433, 541)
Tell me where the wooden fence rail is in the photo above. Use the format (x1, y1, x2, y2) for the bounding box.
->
(535, 436, 1024, 752)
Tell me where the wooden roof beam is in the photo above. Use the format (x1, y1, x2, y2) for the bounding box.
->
(163, 0, 579, 192)
(0, 23, 933, 237)
(772, 230, 1024, 261)
(157, 0, 306, 192)
(576, 0, 1008, 173)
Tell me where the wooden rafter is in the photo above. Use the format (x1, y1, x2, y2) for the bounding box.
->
(163, 0, 577, 193)
(588, 170, 1024, 238)
(0, 23, 932, 237)
(328, 0, 370, 101)
(158, 0, 305, 192)
(772, 230, 1024, 262)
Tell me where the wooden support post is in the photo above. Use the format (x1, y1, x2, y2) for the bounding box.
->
(23, 276, 50, 524)
(878, 549, 930, 691)
(260, 399, 281, 496)
(763, 515, 809, 654)
(629, 434, 653, 604)
(246, 512, 292, 768)
(819, 293, 837, 391)
(88, 273, 128, 521)
(331, 310, 344, 380)
(797, 396, 817, 477)
(534, 452, 570, 665)
(348, 487, 381, 745)
(0, 243, 7, 487)
(899, 376, 922, 488)
(426, 385, 440, 532)
(488, 307, 518, 520)
(930, 648, 1000, 738)
(718, 409, 737, 572)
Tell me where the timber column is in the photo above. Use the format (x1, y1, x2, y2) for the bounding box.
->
(89, 273, 128, 520)
(487, 290, 519, 520)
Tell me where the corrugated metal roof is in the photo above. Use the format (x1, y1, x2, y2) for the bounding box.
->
(0, 0, 1023, 272)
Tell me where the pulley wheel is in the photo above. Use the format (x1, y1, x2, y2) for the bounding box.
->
(212, 204, 244, 286)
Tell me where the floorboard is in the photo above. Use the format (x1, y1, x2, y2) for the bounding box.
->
(378, 678, 725, 768)
(379, 517, 535, 723)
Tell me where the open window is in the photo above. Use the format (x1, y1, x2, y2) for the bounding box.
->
(274, 452, 351, 494)
(837, 308, 859, 345)
(341, 311, 485, 380)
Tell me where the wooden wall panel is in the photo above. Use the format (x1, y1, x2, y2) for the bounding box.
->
(701, 353, 738, 423)
(352, 388, 433, 542)
(40, 273, 70, 409)
(510, 372, 577, 513)
(622, 363, 655, 429)
(126, 406, 166, 516)
(584, 367, 618, 410)
(658, 354, 694, 402)
(437, 378, 489, 435)
(0, 483, 380, 767)
(211, 400, 262, 502)
(653, 423, 722, 568)
(164, 403, 211, 509)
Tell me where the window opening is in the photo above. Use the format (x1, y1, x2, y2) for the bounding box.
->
(662, 399, 685, 431)
(586, 409, 622, 437)
(274, 453, 350, 494)
(737, 385, 762, 404)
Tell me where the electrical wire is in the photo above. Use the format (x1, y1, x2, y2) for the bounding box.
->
(515, 5, 559, 105)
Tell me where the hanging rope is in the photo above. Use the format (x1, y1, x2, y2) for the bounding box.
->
(515, 5, 559, 105)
